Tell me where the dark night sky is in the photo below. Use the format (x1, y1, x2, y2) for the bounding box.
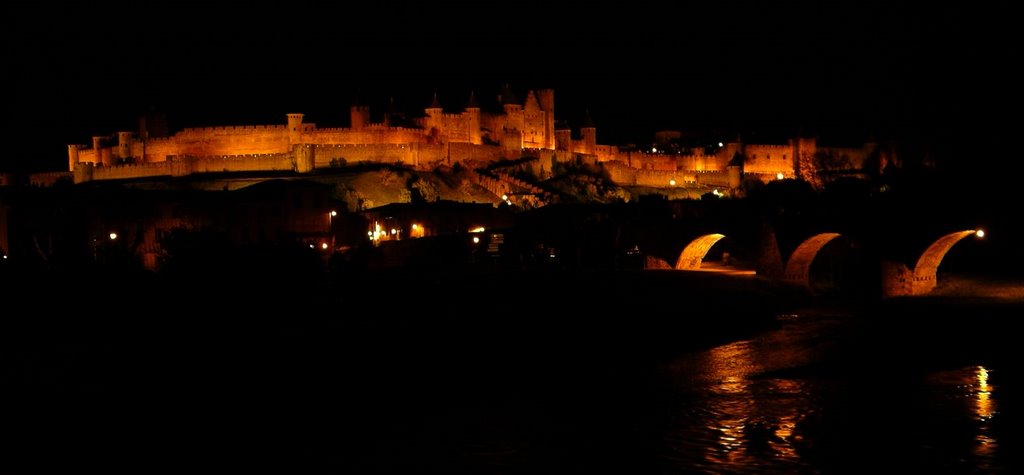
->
(3, 1, 1017, 175)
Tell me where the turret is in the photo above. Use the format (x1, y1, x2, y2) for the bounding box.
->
(93, 136, 111, 167)
(350, 105, 370, 130)
(67, 144, 81, 171)
(465, 91, 481, 145)
(580, 111, 596, 155)
(117, 131, 133, 160)
(537, 89, 556, 150)
(555, 121, 572, 151)
(294, 144, 315, 173)
(384, 97, 398, 127)
(718, 135, 745, 173)
(524, 91, 541, 112)
(499, 83, 522, 116)
(424, 92, 442, 133)
(499, 85, 524, 147)
(73, 162, 94, 184)
(287, 113, 304, 147)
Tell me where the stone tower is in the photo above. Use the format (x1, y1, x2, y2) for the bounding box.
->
(580, 111, 596, 155)
(424, 93, 442, 137)
(536, 89, 556, 150)
(117, 131, 133, 160)
(555, 121, 571, 151)
(287, 113, 304, 148)
(350, 105, 370, 130)
(465, 91, 481, 145)
(93, 136, 110, 167)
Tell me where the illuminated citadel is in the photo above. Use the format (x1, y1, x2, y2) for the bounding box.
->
(55, 87, 876, 189)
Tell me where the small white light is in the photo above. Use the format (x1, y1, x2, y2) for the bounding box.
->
(109, 232, 118, 240)
(321, 243, 329, 249)
(718, 142, 724, 147)
(501, 194, 508, 201)
(669, 179, 676, 186)
(390, 228, 397, 235)
(776, 172, 784, 180)
(976, 230, 985, 238)
(309, 244, 314, 249)
(652, 147, 658, 153)
(2, 255, 7, 260)
(330, 210, 337, 217)
(472, 236, 480, 244)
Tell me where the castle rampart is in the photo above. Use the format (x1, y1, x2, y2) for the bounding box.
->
(29, 87, 875, 192)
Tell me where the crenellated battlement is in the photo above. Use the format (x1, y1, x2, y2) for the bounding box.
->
(178, 124, 288, 135)
(22, 87, 873, 191)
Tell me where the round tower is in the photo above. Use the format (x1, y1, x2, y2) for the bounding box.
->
(499, 84, 524, 133)
(465, 91, 481, 145)
(294, 144, 315, 173)
(727, 164, 742, 189)
(117, 131, 133, 160)
(424, 93, 442, 134)
(350, 105, 370, 129)
(92, 136, 110, 166)
(67, 144, 81, 171)
(580, 111, 596, 156)
(555, 123, 572, 151)
(287, 113, 304, 147)
(537, 89, 556, 150)
(73, 162, 94, 184)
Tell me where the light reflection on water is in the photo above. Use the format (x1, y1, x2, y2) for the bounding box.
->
(926, 365, 999, 468)
(660, 316, 1008, 473)
(662, 321, 826, 473)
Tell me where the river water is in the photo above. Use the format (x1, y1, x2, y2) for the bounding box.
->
(311, 299, 1023, 473)
(656, 308, 1020, 473)
(6, 273, 1023, 473)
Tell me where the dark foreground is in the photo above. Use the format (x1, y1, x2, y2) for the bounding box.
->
(4, 270, 1022, 473)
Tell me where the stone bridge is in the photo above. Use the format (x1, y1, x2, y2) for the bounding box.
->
(661, 229, 985, 297)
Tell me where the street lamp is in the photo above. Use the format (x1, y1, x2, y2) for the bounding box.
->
(327, 210, 338, 251)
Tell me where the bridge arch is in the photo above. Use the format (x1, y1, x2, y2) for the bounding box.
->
(783, 233, 842, 286)
(911, 230, 978, 295)
(675, 233, 727, 270)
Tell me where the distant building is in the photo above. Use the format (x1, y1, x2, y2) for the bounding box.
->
(39, 87, 879, 190)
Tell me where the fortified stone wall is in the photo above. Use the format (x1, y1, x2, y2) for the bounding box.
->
(449, 143, 503, 164)
(174, 125, 290, 157)
(29, 171, 72, 187)
(92, 161, 175, 181)
(742, 144, 795, 174)
(307, 126, 427, 145)
(135, 137, 179, 163)
(190, 153, 295, 174)
(310, 143, 438, 168)
(40, 87, 875, 190)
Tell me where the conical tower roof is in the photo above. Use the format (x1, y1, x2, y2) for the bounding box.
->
(498, 83, 520, 106)
(581, 110, 596, 128)
(465, 90, 479, 109)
